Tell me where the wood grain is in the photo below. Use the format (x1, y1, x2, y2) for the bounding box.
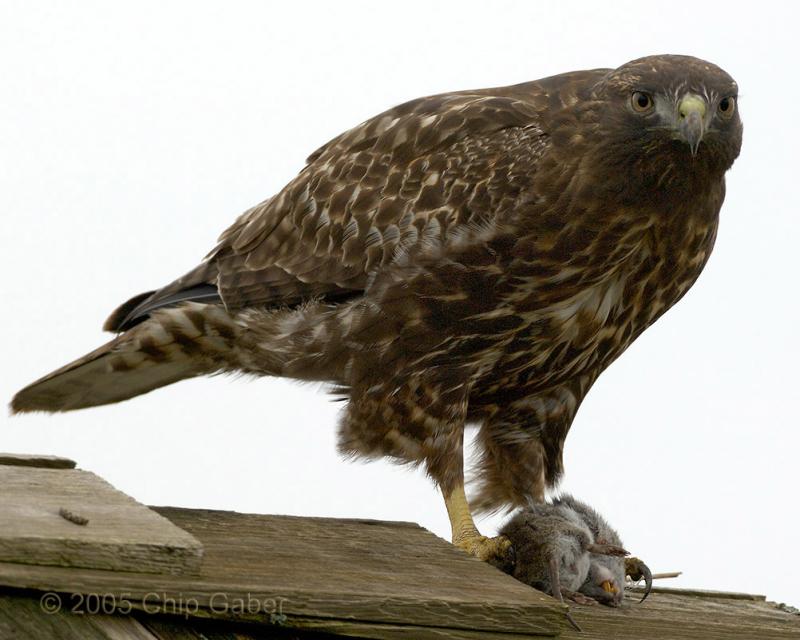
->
(0, 591, 159, 640)
(0, 506, 567, 639)
(2, 504, 797, 638)
(0, 468, 203, 575)
(559, 586, 800, 640)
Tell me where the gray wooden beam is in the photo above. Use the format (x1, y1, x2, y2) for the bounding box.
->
(0, 467, 202, 575)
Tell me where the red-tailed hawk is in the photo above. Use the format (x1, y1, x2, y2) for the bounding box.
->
(12, 54, 742, 563)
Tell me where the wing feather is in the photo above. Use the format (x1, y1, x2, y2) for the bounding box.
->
(208, 94, 547, 308)
(109, 85, 558, 331)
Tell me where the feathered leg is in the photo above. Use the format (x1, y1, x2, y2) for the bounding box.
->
(471, 417, 548, 514)
(470, 384, 589, 514)
(338, 374, 511, 564)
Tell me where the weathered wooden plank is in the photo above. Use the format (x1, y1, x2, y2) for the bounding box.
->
(0, 453, 77, 469)
(85, 614, 162, 640)
(142, 611, 556, 640)
(275, 617, 557, 640)
(280, 616, 559, 640)
(1, 504, 798, 639)
(0, 507, 569, 637)
(0, 468, 203, 575)
(628, 585, 766, 601)
(139, 615, 345, 639)
(136, 617, 211, 640)
(0, 591, 159, 640)
(0, 576, 566, 638)
(558, 587, 800, 640)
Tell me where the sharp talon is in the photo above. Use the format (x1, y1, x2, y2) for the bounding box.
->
(454, 534, 513, 566)
(445, 486, 514, 569)
(625, 557, 653, 603)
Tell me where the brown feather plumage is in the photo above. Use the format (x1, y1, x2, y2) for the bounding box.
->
(12, 54, 742, 520)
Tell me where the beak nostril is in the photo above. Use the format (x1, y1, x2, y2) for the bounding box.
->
(678, 95, 707, 119)
(677, 96, 706, 156)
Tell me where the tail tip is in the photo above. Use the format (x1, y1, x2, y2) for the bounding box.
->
(9, 391, 40, 415)
(9, 384, 63, 415)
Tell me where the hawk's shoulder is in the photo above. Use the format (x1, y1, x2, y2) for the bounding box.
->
(108, 72, 606, 328)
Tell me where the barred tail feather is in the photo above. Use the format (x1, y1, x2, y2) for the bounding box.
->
(10, 303, 240, 414)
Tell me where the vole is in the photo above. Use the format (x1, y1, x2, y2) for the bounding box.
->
(500, 496, 652, 609)
(554, 494, 653, 606)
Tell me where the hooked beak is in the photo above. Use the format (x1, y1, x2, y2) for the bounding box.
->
(678, 94, 707, 156)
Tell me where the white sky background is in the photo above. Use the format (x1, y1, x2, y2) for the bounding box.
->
(2, 0, 799, 608)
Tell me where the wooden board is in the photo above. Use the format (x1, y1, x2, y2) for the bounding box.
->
(0, 505, 798, 639)
(0, 453, 77, 469)
(0, 467, 203, 575)
(1, 584, 798, 640)
(0, 591, 343, 640)
(0, 507, 569, 639)
(558, 586, 800, 640)
(139, 615, 346, 640)
(0, 591, 159, 640)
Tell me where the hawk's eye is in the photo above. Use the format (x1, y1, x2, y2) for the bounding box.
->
(631, 91, 654, 113)
(718, 96, 736, 119)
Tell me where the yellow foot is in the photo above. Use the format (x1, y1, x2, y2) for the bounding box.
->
(455, 534, 513, 565)
(444, 485, 514, 569)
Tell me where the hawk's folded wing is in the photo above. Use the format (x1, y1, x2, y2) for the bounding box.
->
(107, 91, 550, 331)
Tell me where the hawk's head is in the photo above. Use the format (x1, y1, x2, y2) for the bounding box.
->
(585, 54, 742, 192)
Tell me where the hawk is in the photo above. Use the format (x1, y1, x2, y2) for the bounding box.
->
(12, 55, 742, 563)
